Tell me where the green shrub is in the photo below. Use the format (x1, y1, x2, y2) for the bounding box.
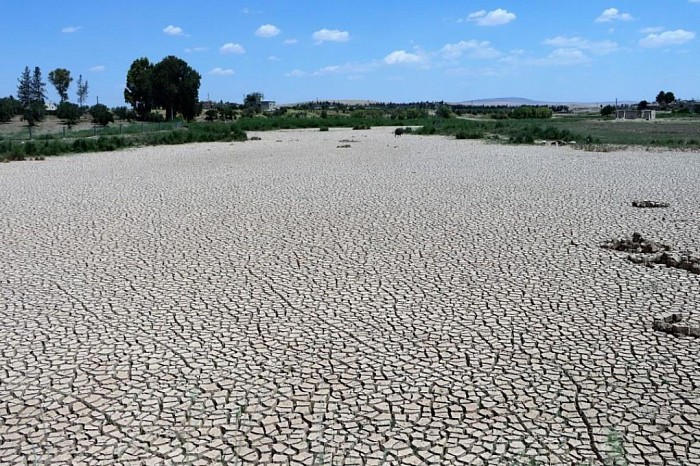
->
(455, 130, 482, 140)
(600, 105, 615, 117)
(510, 106, 552, 119)
(56, 102, 82, 127)
(143, 111, 165, 123)
(436, 105, 452, 118)
(0, 97, 21, 123)
(90, 104, 114, 126)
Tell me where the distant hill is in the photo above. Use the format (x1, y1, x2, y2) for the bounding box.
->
(453, 97, 636, 108)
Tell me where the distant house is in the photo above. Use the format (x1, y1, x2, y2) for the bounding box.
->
(261, 100, 277, 112)
(616, 109, 656, 121)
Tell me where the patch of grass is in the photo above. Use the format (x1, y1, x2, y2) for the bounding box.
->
(0, 122, 247, 161)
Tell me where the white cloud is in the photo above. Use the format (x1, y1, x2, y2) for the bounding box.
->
(640, 29, 695, 47)
(502, 48, 591, 67)
(538, 48, 591, 66)
(283, 38, 298, 45)
(312, 28, 350, 43)
(220, 42, 246, 54)
(210, 67, 235, 76)
(256, 24, 281, 38)
(384, 50, 423, 65)
(595, 8, 633, 23)
(640, 26, 664, 34)
(467, 8, 516, 26)
(544, 36, 619, 54)
(268, 55, 281, 61)
(163, 25, 185, 36)
(690, 0, 700, 3)
(441, 40, 501, 60)
(90, 65, 106, 72)
(61, 26, 81, 33)
(185, 47, 209, 53)
(287, 61, 379, 77)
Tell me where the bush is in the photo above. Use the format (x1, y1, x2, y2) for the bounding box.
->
(455, 130, 482, 140)
(600, 105, 615, 117)
(319, 126, 329, 132)
(112, 106, 136, 121)
(509, 106, 552, 119)
(0, 97, 21, 123)
(510, 132, 535, 144)
(436, 105, 452, 118)
(90, 104, 114, 126)
(56, 102, 82, 127)
(142, 111, 165, 123)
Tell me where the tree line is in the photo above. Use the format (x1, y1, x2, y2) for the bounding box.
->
(2, 54, 203, 127)
(1, 66, 90, 126)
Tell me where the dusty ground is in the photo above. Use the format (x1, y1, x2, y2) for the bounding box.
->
(0, 128, 699, 464)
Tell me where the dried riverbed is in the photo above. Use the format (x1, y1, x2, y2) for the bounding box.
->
(1, 128, 699, 464)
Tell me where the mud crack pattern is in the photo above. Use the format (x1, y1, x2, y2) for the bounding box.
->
(1, 129, 699, 465)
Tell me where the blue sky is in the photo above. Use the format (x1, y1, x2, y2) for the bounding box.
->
(1, 1, 698, 106)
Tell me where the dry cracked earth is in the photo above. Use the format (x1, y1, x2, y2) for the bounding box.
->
(1, 128, 699, 465)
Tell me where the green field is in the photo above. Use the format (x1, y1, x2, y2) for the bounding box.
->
(1, 111, 699, 161)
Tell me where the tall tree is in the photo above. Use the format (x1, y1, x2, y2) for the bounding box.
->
(151, 56, 201, 121)
(124, 58, 154, 118)
(656, 91, 667, 106)
(17, 66, 46, 125)
(76, 74, 89, 107)
(244, 92, 264, 113)
(48, 68, 73, 102)
(30, 67, 46, 103)
(17, 66, 32, 107)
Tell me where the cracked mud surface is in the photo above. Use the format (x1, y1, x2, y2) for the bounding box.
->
(1, 128, 699, 465)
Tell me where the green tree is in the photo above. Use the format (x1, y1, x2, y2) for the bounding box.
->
(436, 105, 452, 118)
(656, 91, 676, 109)
(17, 66, 32, 107)
(0, 97, 21, 123)
(124, 58, 154, 118)
(638, 100, 648, 110)
(601, 105, 615, 117)
(48, 68, 72, 102)
(30, 67, 46, 103)
(76, 74, 89, 107)
(23, 101, 45, 127)
(56, 101, 81, 127)
(152, 56, 201, 121)
(244, 92, 263, 114)
(90, 103, 113, 126)
(17, 67, 46, 125)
